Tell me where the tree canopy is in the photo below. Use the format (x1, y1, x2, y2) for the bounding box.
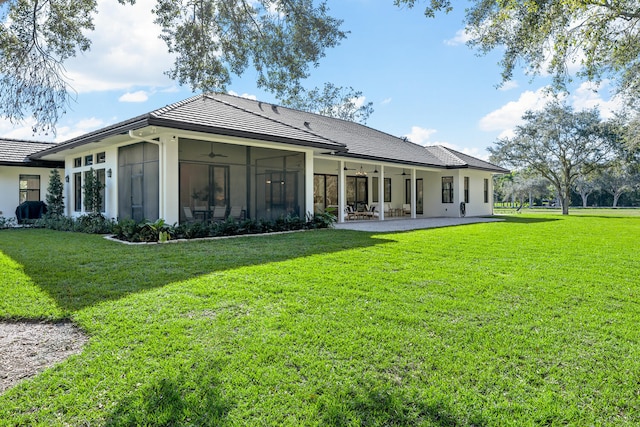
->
(396, 0, 640, 101)
(488, 102, 615, 214)
(281, 83, 374, 124)
(0, 0, 346, 134)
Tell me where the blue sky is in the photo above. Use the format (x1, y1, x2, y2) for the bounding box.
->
(0, 0, 621, 159)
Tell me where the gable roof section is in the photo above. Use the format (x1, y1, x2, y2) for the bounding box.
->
(0, 138, 63, 167)
(206, 93, 453, 167)
(204, 94, 512, 171)
(32, 94, 345, 158)
(29, 93, 508, 173)
(425, 145, 508, 173)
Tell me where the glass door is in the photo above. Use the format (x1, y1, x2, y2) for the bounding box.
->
(405, 178, 424, 215)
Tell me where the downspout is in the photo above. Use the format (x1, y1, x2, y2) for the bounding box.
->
(128, 130, 165, 220)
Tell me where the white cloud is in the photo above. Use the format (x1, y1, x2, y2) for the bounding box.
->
(570, 80, 622, 119)
(404, 126, 438, 146)
(380, 98, 392, 105)
(227, 90, 258, 100)
(445, 28, 472, 46)
(498, 80, 519, 91)
(119, 91, 150, 103)
(64, 0, 175, 94)
(0, 116, 105, 142)
(0, 118, 40, 140)
(54, 118, 106, 142)
(352, 96, 366, 108)
(479, 81, 624, 138)
(479, 87, 562, 135)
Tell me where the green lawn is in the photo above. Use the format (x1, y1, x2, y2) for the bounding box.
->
(0, 212, 639, 426)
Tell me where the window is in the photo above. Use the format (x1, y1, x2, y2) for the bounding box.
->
(97, 169, 106, 212)
(464, 176, 469, 203)
(85, 154, 93, 166)
(74, 173, 82, 211)
(19, 175, 40, 203)
(96, 152, 106, 163)
(314, 174, 338, 213)
(346, 176, 368, 211)
(73, 157, 82, 168)
(484, 178, 489, 203)
(372, 177, 391, 203)
(442, 176, 454, 203)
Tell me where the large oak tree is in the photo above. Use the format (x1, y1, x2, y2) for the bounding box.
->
(0, 0, 346, 134)
(488, 102, 614, 215)
(396, 0, 640, 100)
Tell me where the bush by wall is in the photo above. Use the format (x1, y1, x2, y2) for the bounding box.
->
(112, 212, 336, 243)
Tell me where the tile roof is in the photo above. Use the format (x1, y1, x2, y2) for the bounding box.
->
(0, 138, 60, 165)
(152, 94, 342, 148)
(208, 93, 507, 171)
(27, 93, 508, 173)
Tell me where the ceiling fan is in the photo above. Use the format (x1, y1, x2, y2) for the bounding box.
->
(395, 169, 409, 176)
(201, 142, 228, 159)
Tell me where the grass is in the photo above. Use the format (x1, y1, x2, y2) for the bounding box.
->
(0, 211, 639, 426)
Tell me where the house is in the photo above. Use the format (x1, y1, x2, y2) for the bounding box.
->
(0, 139, 63, 220)
(5, 93, 507, 224)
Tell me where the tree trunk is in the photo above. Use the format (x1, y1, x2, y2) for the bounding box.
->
(613, 192, 620, 207)
(581, 193, 588, 208)
(561, 183, 570, 215)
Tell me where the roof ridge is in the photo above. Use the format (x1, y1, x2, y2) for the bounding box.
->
(205, 93, 346, 148)
(0, 137, 57, 145)
(435, 145, 466, 164)
(150, 93, 207, 117)
(216, 92, 416, 148)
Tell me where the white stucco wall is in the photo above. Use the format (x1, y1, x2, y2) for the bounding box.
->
(64, 147, 118, 219)
(421, 170, 494, 217)
(0, 166, 60, 220)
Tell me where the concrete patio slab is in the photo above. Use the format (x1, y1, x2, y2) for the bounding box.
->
(333, 216, 503, 232)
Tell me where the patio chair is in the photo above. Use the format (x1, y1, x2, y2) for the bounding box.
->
(228, 206, 243, 220)
(183, 206, 196, 222)
(403, 204, 411, 215)
(212, 205, 227, 221)
(345, 205, 357, 221)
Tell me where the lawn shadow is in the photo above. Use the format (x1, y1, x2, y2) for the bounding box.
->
(0, 229, 394, 314)
(317, 384, 487, 427)
(105, 357, 232, 427)
(491, 215, 560, 225)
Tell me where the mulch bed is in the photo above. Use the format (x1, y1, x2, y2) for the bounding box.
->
(0, 321, 88, 394)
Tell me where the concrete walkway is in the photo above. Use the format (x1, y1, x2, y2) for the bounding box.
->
(333, 216, 503, 232)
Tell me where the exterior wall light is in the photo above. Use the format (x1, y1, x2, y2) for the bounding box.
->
(107, 168, 112, 178)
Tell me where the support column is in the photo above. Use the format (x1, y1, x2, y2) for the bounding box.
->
(338, 159, 345, 223)
(305, 150, 314, 218)
(162, 135, 180, 224)
(411, 168, 417, 218)
(378, 165, 385, 221)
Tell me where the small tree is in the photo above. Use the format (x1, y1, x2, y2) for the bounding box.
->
(82, 168, 104, 215)
(45, 169, 65, 217)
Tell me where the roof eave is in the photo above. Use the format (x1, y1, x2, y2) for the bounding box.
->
(147, 118, 348, 152)
(31, 115, 348, 159)
(30, 115, 152, 159)
(0, 160, 64, 168)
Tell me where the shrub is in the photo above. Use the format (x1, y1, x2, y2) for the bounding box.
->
(306, 211, 336, 229)
(34, 211, 334, 242)
(174, 221, 210, 240)
(0, 216, 17, 229)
